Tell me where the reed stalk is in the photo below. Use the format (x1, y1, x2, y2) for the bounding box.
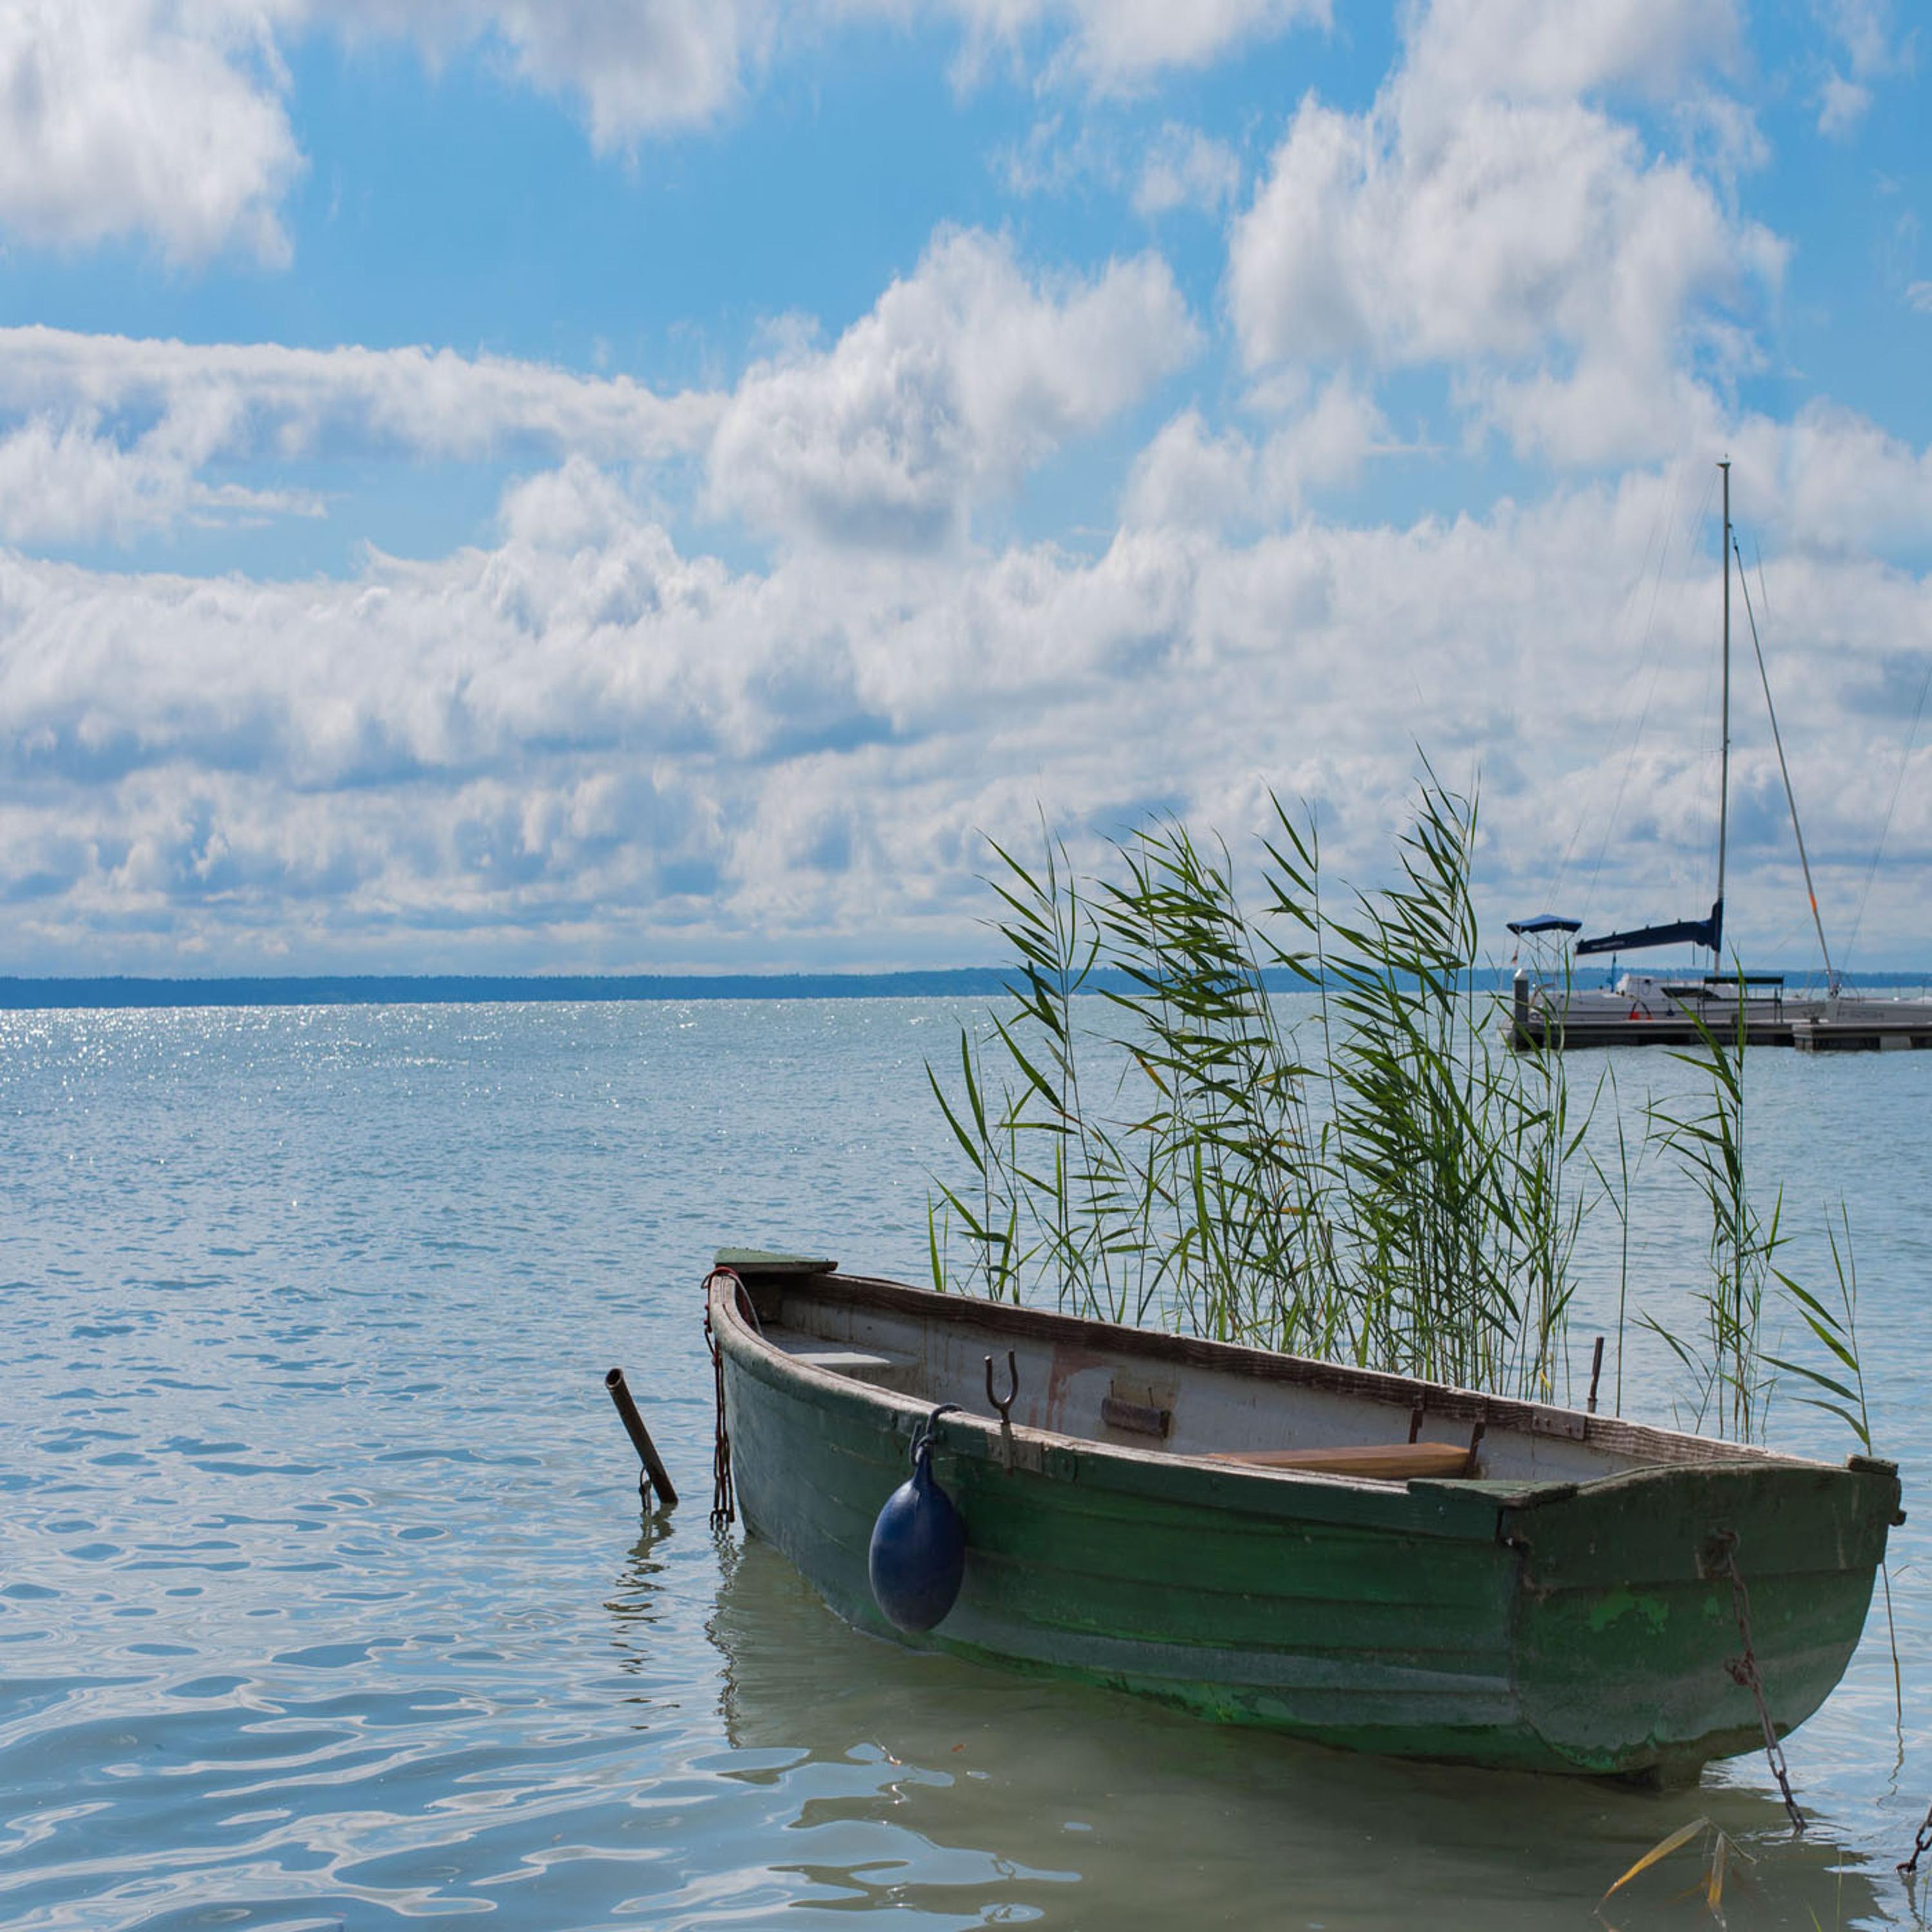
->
(1644, 980, 1781, 1441)
(928, 778, 1897, 1457)
(927, 772, 1592, 1401)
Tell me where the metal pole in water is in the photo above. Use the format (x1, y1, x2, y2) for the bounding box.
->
(605, 1366, 679, 1508)
(1716, 458, 1731, 965)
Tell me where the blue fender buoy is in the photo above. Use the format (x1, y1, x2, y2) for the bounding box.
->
(868, 1403, 965, 1631)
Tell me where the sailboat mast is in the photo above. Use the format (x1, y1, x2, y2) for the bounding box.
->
(1715, 459, 1730, 963)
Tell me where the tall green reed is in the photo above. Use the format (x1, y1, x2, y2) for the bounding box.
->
(1643, 982, 1783, 1441)
(928, 772, 1591, 1402)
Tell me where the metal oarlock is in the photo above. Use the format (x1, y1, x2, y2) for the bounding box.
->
(985, 1351, 1018, 1469)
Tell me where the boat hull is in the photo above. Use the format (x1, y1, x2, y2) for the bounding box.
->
(714, 1274, 1897, 1779)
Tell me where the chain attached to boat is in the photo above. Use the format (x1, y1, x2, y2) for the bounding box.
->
(702, 1267, 743, 1531)
(1707, 1528, 1803, 1833)
(1899, 1800, 1932, 1878)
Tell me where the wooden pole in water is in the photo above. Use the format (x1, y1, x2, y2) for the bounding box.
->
(605, 1366, 679, 1508)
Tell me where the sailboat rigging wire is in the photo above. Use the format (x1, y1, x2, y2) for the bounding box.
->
(1754, 534, 1932, 984)
(1733, 533, 1835, 990)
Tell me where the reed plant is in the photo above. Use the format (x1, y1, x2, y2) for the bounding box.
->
(927, 777, 1893, 1452)
(1643, 985, 1783, 1441)
(927, 772, 1591, 1402)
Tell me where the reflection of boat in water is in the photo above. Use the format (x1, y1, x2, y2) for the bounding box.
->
(697, 1504, 1891, 1930)
(708, 1253, 1899, 1783)
(1507, 463, 1932, 1052)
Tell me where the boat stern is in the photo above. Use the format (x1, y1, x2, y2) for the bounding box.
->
(1502, 1455, 1899, 1779)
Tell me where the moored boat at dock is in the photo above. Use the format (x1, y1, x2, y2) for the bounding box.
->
(1506, 462, 1932, 1051)
(707, 1251, 1900, 1783)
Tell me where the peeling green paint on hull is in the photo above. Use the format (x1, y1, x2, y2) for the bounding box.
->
(712, 1269, 1899, 1779)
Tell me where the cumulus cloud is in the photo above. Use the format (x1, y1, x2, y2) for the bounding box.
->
(0, 231, 1195, 553)
(1812, 0, 1907, 138)
(937, 0, 1328, 89)
(1226, 0, 1779, 466)
(1121, 378, 1388, 531)
(0, 417, 321, 547)
(332, 0, 773, 146)
(0, 0, 303, 263)
(3, 430, 1927, 971)
(1132, 124, 1241, 217)
(0, 1, 1332, 261)
(0, 0, 773, 265)
(0, 327, 723, 547)
(1398, 0, 1739, 127)
(706, 228, 1198, 549)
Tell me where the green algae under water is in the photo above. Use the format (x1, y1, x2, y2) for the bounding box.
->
(3, 998, 1930, 1929)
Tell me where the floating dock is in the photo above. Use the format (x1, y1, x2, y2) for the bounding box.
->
(1508, 981, 1932, 1053)
(1793, 1014, 1932, 1054)
(1509, 1012, 1795, 1051)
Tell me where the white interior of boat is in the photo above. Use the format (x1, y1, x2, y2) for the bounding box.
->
(744, 1276, 1757, 1486)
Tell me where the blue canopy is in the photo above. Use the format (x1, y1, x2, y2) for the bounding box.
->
(1506, 915, 1582, 936)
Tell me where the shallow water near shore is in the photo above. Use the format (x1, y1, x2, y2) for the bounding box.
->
(4, 996, 1931, 1929)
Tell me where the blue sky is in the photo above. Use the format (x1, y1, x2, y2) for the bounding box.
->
(0, 0, 1927, 973)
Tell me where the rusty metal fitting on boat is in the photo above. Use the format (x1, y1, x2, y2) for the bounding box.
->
(985, 1352, 1018, 1470)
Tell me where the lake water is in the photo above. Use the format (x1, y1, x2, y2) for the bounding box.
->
(3, 997, 1929, 1929)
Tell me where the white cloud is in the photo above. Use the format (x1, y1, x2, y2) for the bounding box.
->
(1120, 410, 1256, 533)
(0, 326, 723, 546)
(0, 416, 321, 547)
(0, 0, 1331, 262)
(0, 232, 1195, 553)
(1226, 0, 1779, 466)
(706, 227, 1198, 549)
(0, 0, 776, 264)
(5, 423, 1927, 972)
(0, 0, 302, 263)
(1398, 0, 1739, 131)
(334, 0, 773, 147)
(1133, 124, 1241, 218)
(1908, 283, 1932, 315)
(936, 0, 1328, 89)
(1815, 0, 1900, 80)
(1812, 0, 1908, 138)
(1122, 378, 1388, 530)
(1815, 70, 1871, 137)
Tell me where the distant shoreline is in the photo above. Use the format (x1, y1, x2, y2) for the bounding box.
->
(3, 967, 1929, 1011)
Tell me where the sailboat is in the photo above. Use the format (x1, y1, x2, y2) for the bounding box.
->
(1506, 462, 1932, 1051)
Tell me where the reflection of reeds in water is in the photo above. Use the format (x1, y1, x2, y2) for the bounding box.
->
(699, 1537, 1886, 1930)
(929, 773, 1589, 1403)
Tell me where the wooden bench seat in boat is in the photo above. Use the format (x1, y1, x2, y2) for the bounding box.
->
(766, 1329, 919, 1392)
(1206, 1441, 1474, 1480)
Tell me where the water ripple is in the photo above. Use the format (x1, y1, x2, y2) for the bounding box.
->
(2, 1001, 1929, 1926)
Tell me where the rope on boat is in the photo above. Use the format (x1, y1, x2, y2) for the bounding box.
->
(702, 1266, 745, 1530)
(1707, 1528, 1803, 1833)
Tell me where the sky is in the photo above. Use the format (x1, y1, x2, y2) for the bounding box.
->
(0, 0, 1927, 976)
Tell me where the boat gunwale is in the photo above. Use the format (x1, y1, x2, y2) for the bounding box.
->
(710, 1264, 1875, 1499)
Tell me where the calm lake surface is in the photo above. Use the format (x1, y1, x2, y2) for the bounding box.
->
(4, 996, 1929, 1929)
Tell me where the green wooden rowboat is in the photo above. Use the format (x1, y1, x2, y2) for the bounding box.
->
(707, 1251, 1902, 1781)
